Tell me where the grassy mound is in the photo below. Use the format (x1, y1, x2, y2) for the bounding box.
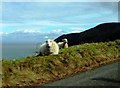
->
(2, 40, 120, 87)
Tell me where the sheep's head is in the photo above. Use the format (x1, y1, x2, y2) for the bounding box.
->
(62, 38, 68, 43)
(46, 39, 53, 48)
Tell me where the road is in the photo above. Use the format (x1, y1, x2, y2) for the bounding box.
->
(44, 60, 120, 86)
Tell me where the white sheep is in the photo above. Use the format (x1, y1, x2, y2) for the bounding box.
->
(58, 38, 68, 49)
(37, 39, 59, 56)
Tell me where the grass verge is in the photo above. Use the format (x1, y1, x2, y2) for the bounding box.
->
(2, 39, 120, 87)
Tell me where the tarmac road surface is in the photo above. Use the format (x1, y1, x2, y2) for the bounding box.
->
(44, 60, 120, 86)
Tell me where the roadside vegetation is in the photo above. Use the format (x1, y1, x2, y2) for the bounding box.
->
(2, 39, 120, 87)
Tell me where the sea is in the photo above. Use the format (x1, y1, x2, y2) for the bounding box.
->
(2, 42, 42, 60)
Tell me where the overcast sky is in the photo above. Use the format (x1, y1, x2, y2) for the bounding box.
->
(1, 2, 118, 34)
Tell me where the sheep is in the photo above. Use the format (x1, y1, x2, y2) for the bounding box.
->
(37, 39, 59, 56)
(57, 38, 68, 49)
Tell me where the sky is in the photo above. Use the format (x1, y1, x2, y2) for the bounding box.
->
(0, 2, 118, 35)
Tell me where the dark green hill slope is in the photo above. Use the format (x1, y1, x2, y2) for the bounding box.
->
(55, 23, 120, 46)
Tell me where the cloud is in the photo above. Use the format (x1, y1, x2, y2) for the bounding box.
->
(44, 36, 49, 39)
(0, 32, 3, 35)
(68, 27, 86, 33)
(51, 29, 64, 33)
(2, 28, 64, 35)
(15, 29, 41, 33)
(0, 32, 8, 35)
(70, 30, 81, 33)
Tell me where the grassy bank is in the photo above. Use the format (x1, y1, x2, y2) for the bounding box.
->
(2, 40, 120, 87)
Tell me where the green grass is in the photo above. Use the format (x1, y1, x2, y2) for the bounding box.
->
(2, 39, 120, 87)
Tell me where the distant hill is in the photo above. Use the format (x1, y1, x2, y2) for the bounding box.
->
(55, 22, 120, 46)
(2, 30, 64, 43)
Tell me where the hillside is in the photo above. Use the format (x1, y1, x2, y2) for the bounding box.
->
(55, 22, 120, 46)
(2, 39, 120, 87)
